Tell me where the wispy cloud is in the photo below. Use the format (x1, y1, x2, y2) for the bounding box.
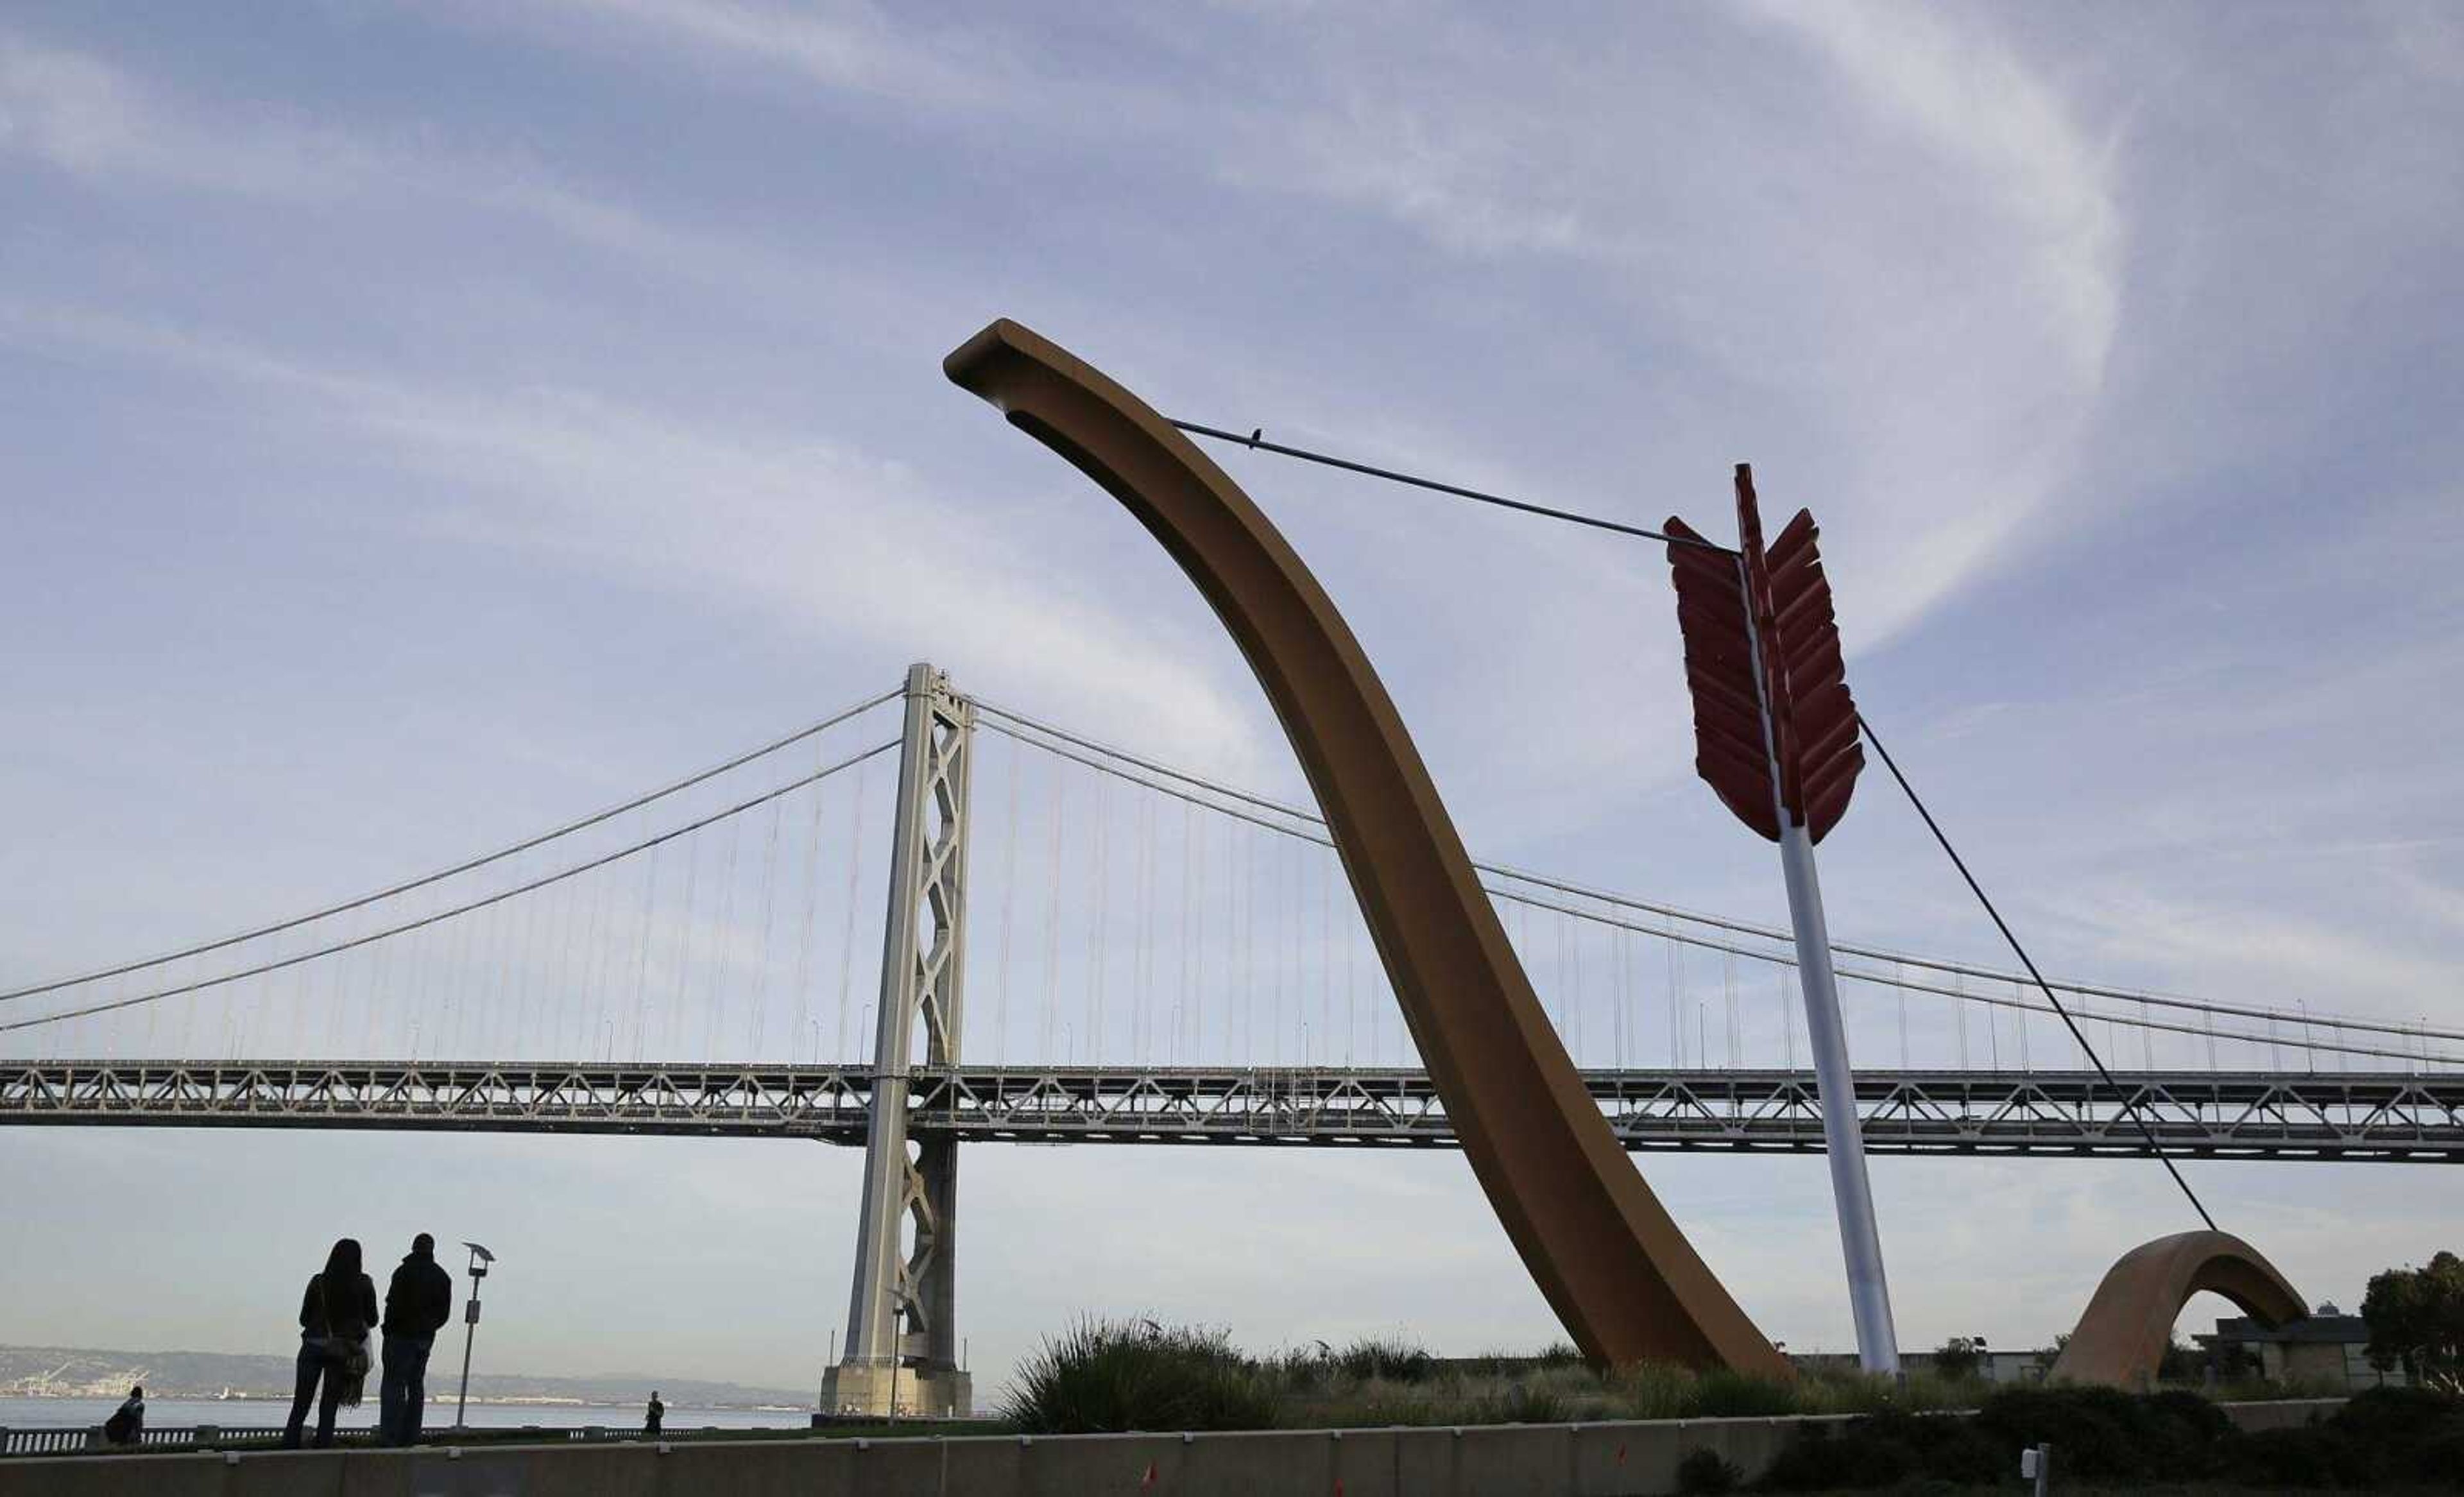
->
(1222, 4, 2125, 653)
(1741, 0, 2122, 382)
(0, 34, 364, 194)
(0, 301, 1262, 769)
(510, 0, 1018, 106)
(0, 30, 884, 314)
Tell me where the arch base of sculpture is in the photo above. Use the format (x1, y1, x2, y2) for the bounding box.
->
(2049, 1229, 2307, 1389)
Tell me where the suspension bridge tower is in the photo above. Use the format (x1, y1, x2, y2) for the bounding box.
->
(821, 663, 975, 1418)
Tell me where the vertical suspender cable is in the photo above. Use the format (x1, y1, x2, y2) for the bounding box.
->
(1179, 800, 1194, 1067)
(789, 755, 828, 1066)
(1240, 823, 1255, 1063)
(1143, 787, 1163, 1058)
(1041, 766, 1065, 1061)
(1087, 774, 1108, 1062)
(1270, 831, 1285, 1065)
(1895, 961, 1910, 1069)
(515, 853, 545, 1057)
(1781, 966, 1796, 1071)
(674, 816, 703, 1063)
(1193, 808, 1208, 1066)
(749, 795, 784, 1060)
(1343, 856, 1357, 1066)
(631, 841, 660, 1063)
(1955, 970, 1969, 1070)
(836, 762, 869, 1065)
(1297, 846, 1311, 1066)
(996, 742, 1020, 1065)
(563, 859, 592, 1061)
(1665, 925, 1681, 1067)
(703, 813, 742, 1063)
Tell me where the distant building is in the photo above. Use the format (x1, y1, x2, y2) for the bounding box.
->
(2196, 1305, 2406, 1391)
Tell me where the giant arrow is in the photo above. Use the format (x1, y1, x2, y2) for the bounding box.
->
(1665, 466, 1898, 1374)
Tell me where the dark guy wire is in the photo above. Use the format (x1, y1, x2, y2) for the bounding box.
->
(0, 686, 903, 1005)
(1856, 710, 2220, 1231)
(1170, 420, 1732, 553)
(0, 739, 901, 1034)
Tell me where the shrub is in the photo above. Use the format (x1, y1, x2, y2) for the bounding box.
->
(1607, 1361, 1697, 1421)
(1333, 1333, 1435, 1384)
(2227, 1425, 2350, 1489)
(1494, 1382, 1570, 1424)
(1932, 1336, 1983, 1381)
(1758, 1408, 1998, 1491)
(1673, 1446, 1741, 1494)
(1000, 1317, 1279, 1433)
(1767, 1385, 2242, 1491)
(1974, 1383, 2229, 1482)
(1691, 1369, 1795, 1418)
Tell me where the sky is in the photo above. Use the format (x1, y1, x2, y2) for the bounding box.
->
(2, 1, 2461, 1401)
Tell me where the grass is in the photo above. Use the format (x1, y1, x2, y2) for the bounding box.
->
(997, 1316, 2413, 1459)
(999, 1319, 1279, 1433)
(1001, 1320, 1999, 1434)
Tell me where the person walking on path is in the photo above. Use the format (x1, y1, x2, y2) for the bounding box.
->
(645, 1391, 664, 1436)
(378, 1232, 454, 1446)
(282, 1237, 379, 1449)
(102, 1385, 144, 1448)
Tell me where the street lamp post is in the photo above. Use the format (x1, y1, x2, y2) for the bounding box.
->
(453, 1243, 495, 1429)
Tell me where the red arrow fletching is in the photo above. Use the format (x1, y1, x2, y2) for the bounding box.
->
(1663, 475, 1863, 843)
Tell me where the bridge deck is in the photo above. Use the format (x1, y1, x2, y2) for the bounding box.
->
(4, 1061, 2458, 1161)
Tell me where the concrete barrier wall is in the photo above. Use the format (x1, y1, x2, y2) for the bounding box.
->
(0, 1400, 2342, 1497)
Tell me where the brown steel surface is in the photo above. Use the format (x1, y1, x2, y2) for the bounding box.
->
(2049, 1229, 2307, 1388)
(943, 318, 1788, 1375)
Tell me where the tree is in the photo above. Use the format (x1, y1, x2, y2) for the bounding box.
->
(2362, 1251, 2464, 1391)
(2158, 1338, 2199, 1382)
(2210, 1339, 2259, 1382)
(1934, 1336, 1984, 1380)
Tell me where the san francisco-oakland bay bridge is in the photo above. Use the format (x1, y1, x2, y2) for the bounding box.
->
(6, 663, 2459, 1414)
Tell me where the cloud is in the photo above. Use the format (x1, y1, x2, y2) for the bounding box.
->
(0, 33, 374, 194)
(0, 302, 1262, 772)
(0, 28, 891, 318)
(1741, 0, 2121, 382)
(513, 0, 1014, 106)
(1225, 4, 2125, 653)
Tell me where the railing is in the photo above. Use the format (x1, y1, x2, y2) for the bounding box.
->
(0, 1421, 698, 1458)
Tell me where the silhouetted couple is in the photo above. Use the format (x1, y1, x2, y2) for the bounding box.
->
(280, 1233, 451, 1448)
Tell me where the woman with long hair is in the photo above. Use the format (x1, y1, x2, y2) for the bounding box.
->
(282, 1236, 380, 1448)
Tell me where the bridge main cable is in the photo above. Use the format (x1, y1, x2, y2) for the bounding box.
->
(0, 686, 901, 1005)
(970, 699, 2464, 1064)
(0, 739, 900, 1033)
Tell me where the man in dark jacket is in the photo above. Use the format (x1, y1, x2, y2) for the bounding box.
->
(378, 1233, 456, 1446)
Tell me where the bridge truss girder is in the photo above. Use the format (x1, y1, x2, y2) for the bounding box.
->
(6, 1061, 2459, 1162)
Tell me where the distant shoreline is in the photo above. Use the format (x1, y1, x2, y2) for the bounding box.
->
(0, 1344, 812, 1412)
(0, 1391, 807, 1411)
